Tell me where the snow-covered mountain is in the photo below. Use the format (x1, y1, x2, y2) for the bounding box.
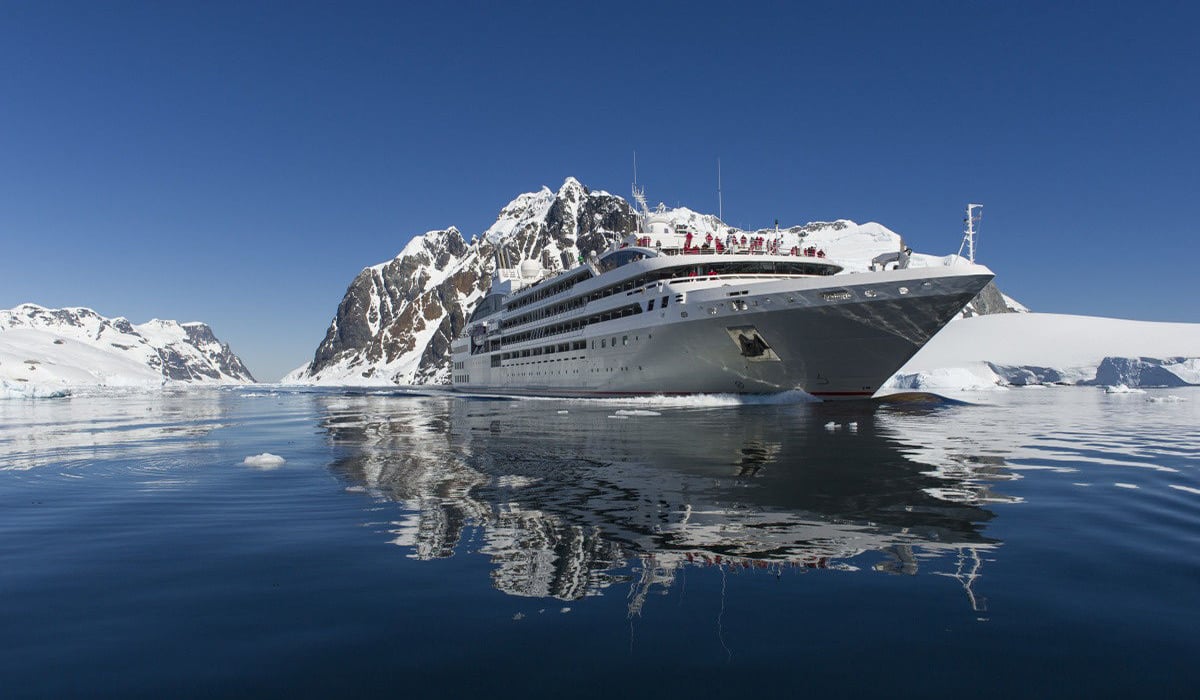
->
(285, 177, 1021, 386)
(1, 304, 255, 397)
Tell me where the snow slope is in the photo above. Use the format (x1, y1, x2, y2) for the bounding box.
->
(1, 304, 255, 398)
(886, 313, 1200, 391)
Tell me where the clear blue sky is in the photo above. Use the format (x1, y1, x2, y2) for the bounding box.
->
(2, 1, 1197, 380)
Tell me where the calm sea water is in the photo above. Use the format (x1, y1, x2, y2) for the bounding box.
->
(1, 387, 1197, 698)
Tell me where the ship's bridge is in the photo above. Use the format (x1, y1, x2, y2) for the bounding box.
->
(596, 247, 657, 273)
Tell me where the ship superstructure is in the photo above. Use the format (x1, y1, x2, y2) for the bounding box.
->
(451, 196, 993, 399)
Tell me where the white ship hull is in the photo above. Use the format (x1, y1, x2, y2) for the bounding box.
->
(452, 256, 993, 400)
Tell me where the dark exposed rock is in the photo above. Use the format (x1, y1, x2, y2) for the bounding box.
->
(962, 281, 1018, 317)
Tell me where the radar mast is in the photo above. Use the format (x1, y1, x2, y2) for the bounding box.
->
(958, 203, 983, 263)
(631, 150, 650, 232)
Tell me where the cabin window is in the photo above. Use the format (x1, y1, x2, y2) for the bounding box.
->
(647, 299, 655, 311)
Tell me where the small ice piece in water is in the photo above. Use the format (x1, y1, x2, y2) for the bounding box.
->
(847, 421, 858, 432)
(615, 409, 662, 416)
(1147, 395, 1186, 403)
(1114, 482, 1138, 489)
(824, 421, 838, 431)
(243, 453, 286, 469)
(560, 607, 571, 613)
(1105, 384, 1145, 394)
(556, 410, 569, 414)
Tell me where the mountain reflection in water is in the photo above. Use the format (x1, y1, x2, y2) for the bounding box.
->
(320, 395, 1009, 613)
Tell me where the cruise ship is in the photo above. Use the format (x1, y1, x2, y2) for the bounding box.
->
(451, 201, 993, 399)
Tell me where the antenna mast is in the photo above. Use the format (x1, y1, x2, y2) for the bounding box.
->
(958, 203, 983, 263)
(717, 158, 723, 222)
(631, 150, 649, 231)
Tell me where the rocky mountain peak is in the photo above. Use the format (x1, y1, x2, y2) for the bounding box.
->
(285, 179, 1022, 387)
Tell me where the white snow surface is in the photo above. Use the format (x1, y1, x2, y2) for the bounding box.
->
(0, 303, 254, 398)
(884, 313, 1200, 393)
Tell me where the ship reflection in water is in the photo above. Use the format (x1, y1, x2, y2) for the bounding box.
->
(320, 394, 1014, 614)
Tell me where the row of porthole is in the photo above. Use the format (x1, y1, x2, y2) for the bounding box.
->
(505, 366, 636, 378)
(502, 355, 587, 367)
(497, 337, 642, 369)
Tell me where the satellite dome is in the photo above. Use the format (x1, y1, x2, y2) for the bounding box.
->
(519, 259, 542, 277)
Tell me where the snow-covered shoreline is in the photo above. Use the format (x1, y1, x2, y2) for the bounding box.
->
(883, 313, 1200, 394)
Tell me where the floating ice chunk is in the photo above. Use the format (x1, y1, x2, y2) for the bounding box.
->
(0, 383, 72, 399)
(887, 366, 1006, 392)
(1113, 482, 1138, 489)
(1147, 395, 1186, 403)
(847, 421, 858, 432)
(556, 410, 568, 414)
(243, 453, 286, 469)
(615, 409, 661, 417)
(1104, 384, 1145, 394)
(824, 421, 838, 431)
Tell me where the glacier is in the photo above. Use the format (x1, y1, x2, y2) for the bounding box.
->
(885, 313, 1200, 393)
